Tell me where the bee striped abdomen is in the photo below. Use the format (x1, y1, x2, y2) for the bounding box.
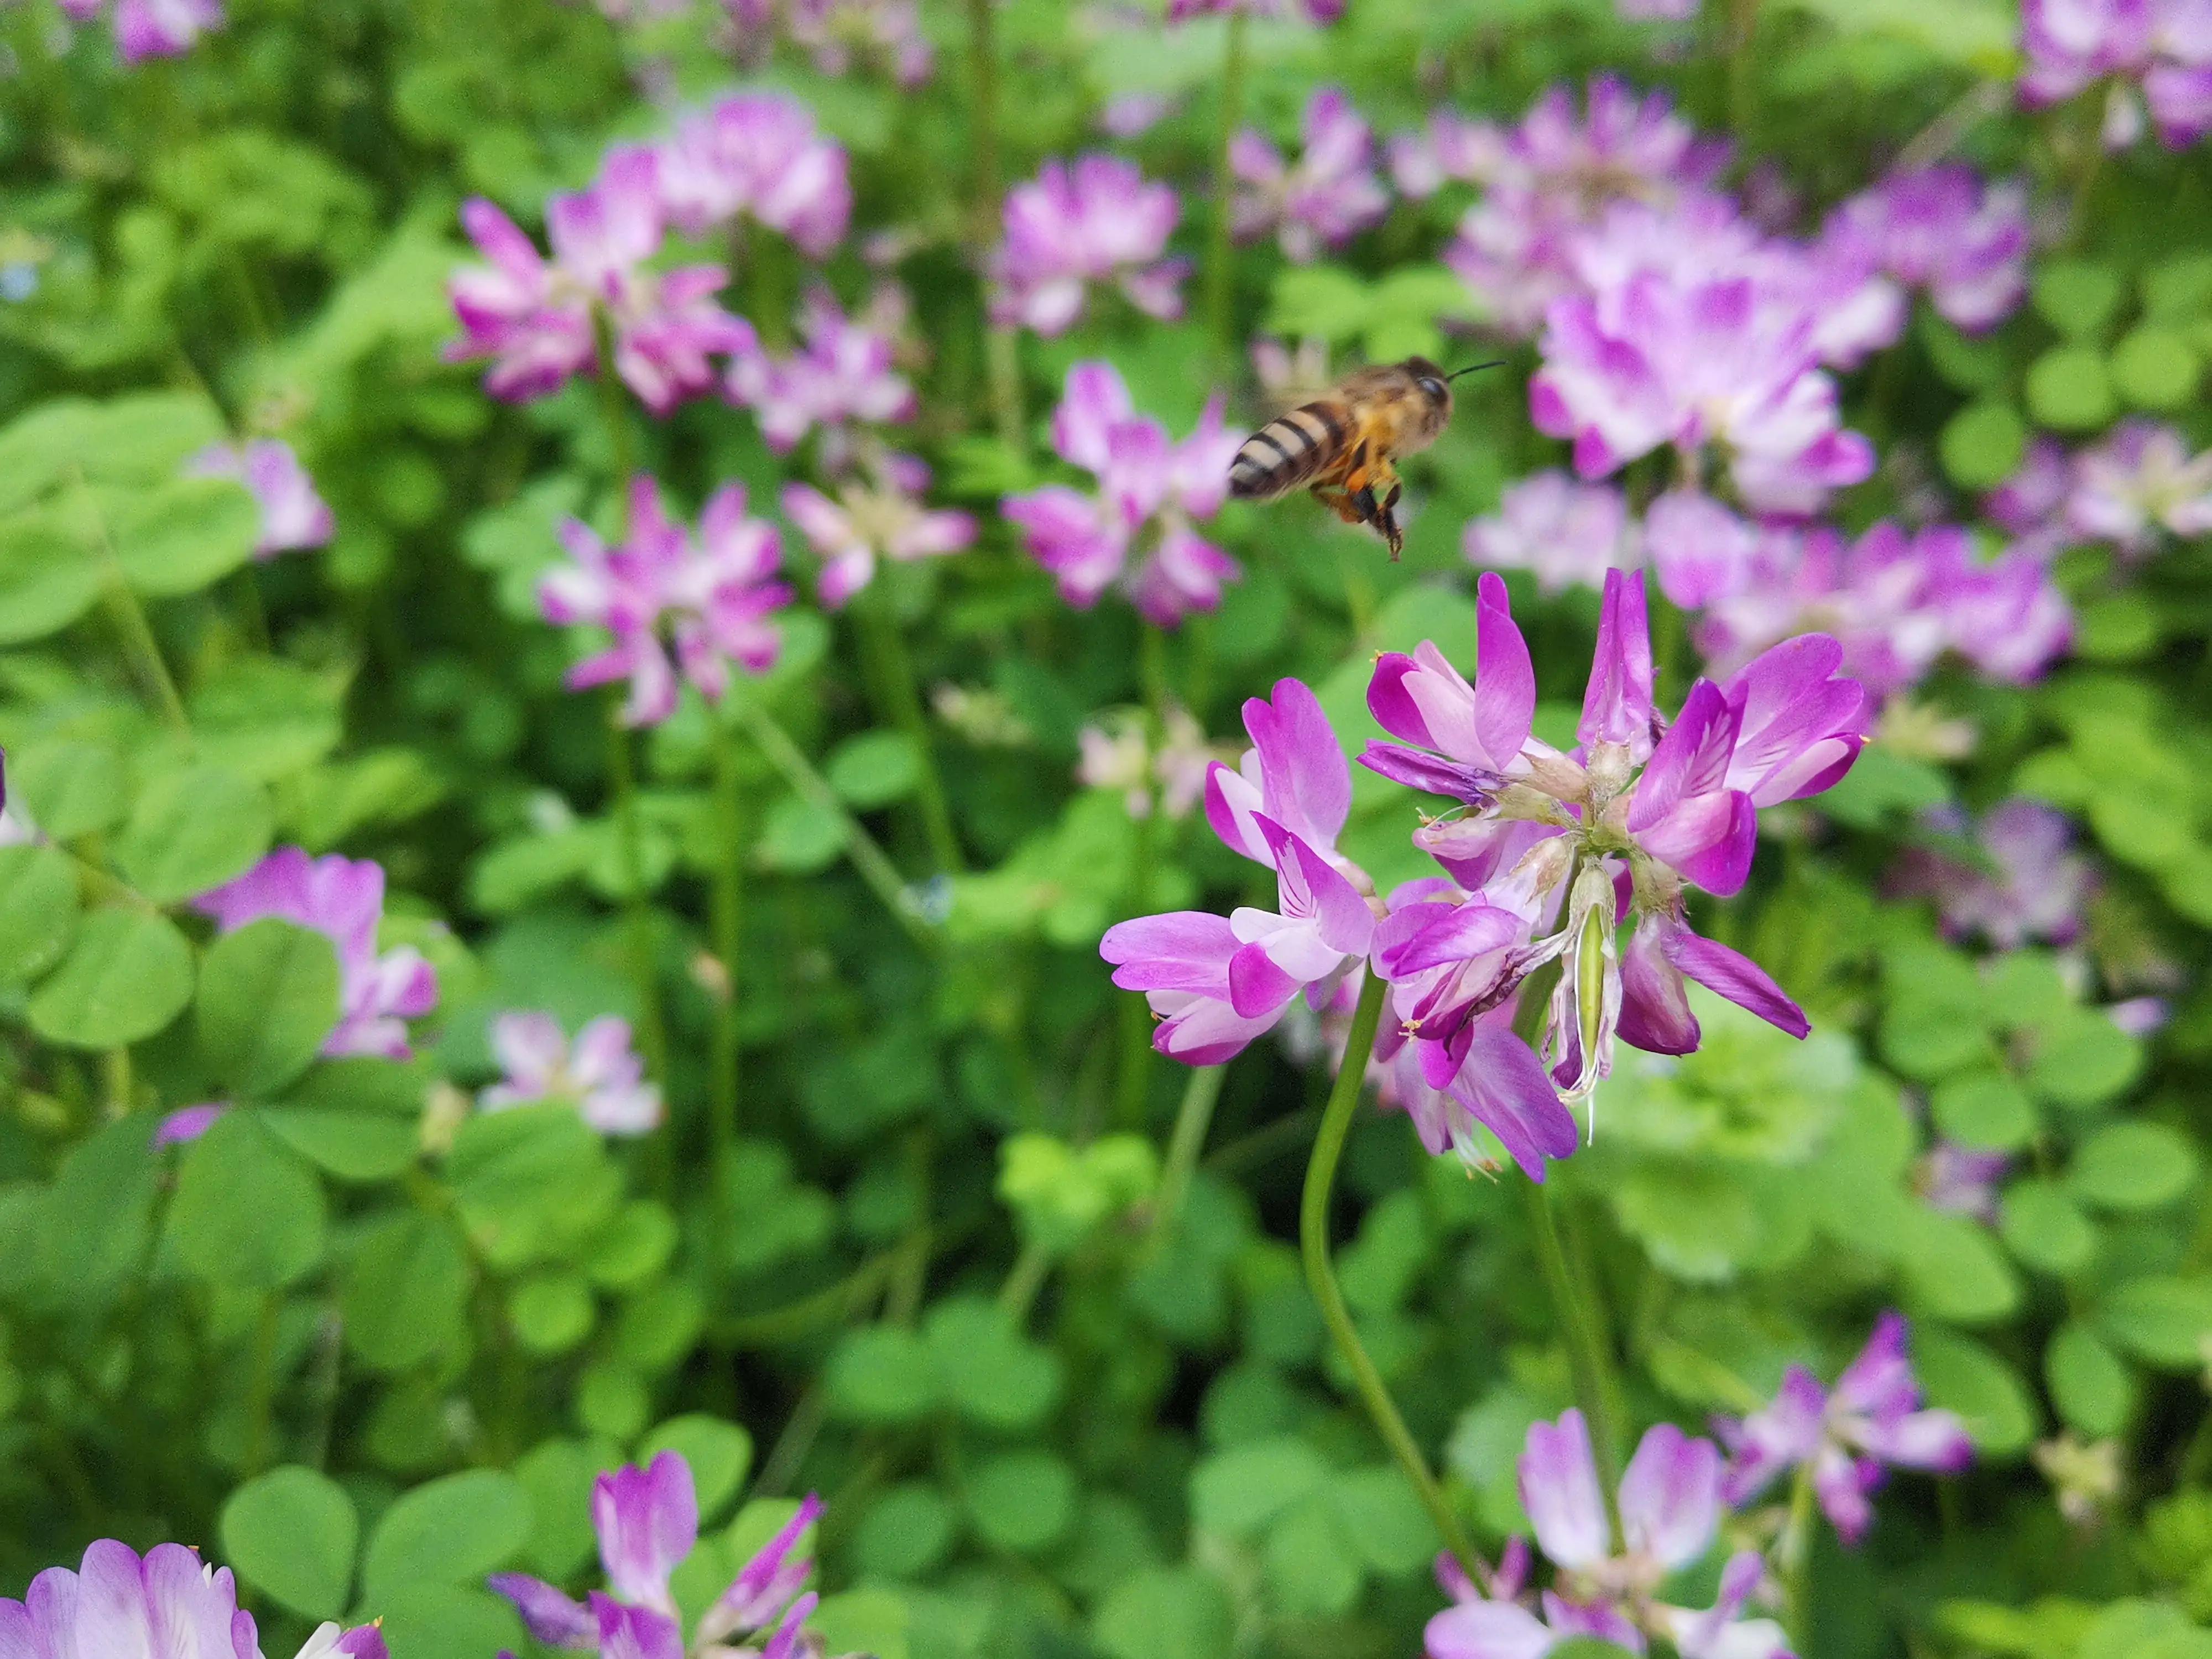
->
(1228, 400, 1350, 500)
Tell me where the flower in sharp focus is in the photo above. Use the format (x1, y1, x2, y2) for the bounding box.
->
(782, 450, 974, 608)
(60, 0, 224, 61)
(196, 849, 439, 1061)
(540, 475, 791, 728)
(185, 439, 336, 558)
(446, 148, 754, 414)
(482, 1012, 663, 1136)
(491, 1451, 837, 1658)
(1361, 571, 1864, 1117)
(2065, 419, 2212, 556)
(1819, 165, 2031, 333)
(654, 92, 853, 254)
(2019, 0, 2212, 149)
(727, 287, 916, 461)
(1002, 361, 1244, 628)
(1229, 87, 1390, 263)
(1464, 471, 1640, 595)
(988, 155, 1188, 337)
(0, 1539, 386, 1659)
(1887, 798, 2091, 948)
(1718, 1312, 1974, 1544)
(1427, 1409, 1792, 1659)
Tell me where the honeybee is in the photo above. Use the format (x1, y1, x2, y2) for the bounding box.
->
(1227, 357, 1494, 558)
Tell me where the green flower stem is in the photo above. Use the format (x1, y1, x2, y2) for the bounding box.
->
(1726, 0, 1762, 138)
(1301, 970, 1483, 1577)
(854, 589, 964, 873)
(997, 1235, 1053, 1323)
(243, 1291, 281, 1477)
(591, 314, 638, 494)
(1206, 10, 1250, 359)
(1782, 1458, 1818, 1645)
(1149, 1062, 1227, 1240)
(1523, 1179, 1626, 1524)
(730, 689, 937, 947)
(745, 222, 792, 352)
(964, 0, 1025, 452)
(72, 469, 190, 735)
(708, 705, 746, 1156)
(606, 708, 670, 1086)
(718, 1251, 906, 1347)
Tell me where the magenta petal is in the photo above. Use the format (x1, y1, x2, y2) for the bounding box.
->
(1616, 915, 1699, 1055)
(593, 1451, 699, 1608)
(1248, 677, 1352, 849)
(489, 1575, 596, 1646)
(1472, 572, 1536, 766)
(1578, 568, 1656, 758)
(1629, 679, 1741, 830)
(1367, 652, 1439, 749)
(1282, 830, 1375, 958)
(1618, 1421, 1721, 1570)
(1452, 1027, 1583, 1181)
(1228, 941, 1303, 1019)
(1520, 1409, 1610, 1569)
(1100, 911, 1238, 992)
(1392, 902, 1522, 978)
(1665, 923, 1809, 1039)
(1356, 742, 1504, 805)
(1423, 1600, 1558, 1659)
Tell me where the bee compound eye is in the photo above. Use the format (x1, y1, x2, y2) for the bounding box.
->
(1419, 377, 1447, 400)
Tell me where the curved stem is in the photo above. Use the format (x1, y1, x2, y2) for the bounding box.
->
(1206, 11, 1250, 359)
(1150, 1062, 1227, 1240)
(1300, 971, 1481, 1575)
(1524, 1180, 1625, 1524)
(708, 708, 745, 1158)
(606, 710, 670, 1087)
(854, 590, 964, 873)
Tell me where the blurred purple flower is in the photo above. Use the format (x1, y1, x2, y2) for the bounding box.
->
(60, 0, 223, 61)
(989, 155, 1187, 336)
(1820, 165, 2031, 333)
(1100, 92, 1178, 138)
(2020, 0, 2212, 149)
(2110, 994, 2171, 1035)
(0, 1540, 386, 1659)
(1919, 1141, 2010, 1220)
(493, 1452, 833, 1659)
(482, 1012, 662, 1135)
(1890, 797, 2091, 948)
(186, 440, 335, 558)
(2067, 419, 2212, 555)
(197, 849, 439, 1061)
(1464, 471, 1640, 594)
(447, 149, 754, 413)
(726, 0, 933, 86)
(1388, 110, 1505, 199)
(1002, 361, 1243, 627)
(1427, 1409, 1792, 1659)
(1642, 488, 1765, 609)
(541, 475, 791, 728)
(1616, 0, 1698, 15)
(1986, 435, 2076, 560)
(727, 287, 916, 460)
(1167, 0, 1344, 18)
(1718, 1312, 1974, 1543)
(783, 450, 975, 608)
(154, 1104, 229, 1147)
(1078, 705, 1226, 821)
(1230, 87, 1390, 263)
(655, 92, 853, 254)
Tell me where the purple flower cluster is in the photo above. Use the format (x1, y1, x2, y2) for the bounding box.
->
(1992, 421, 2212, 561)
(196, 849, 439, 1060)
(2020, 0, 2212, 149)
(1003, 362, 1244, 627)
(1818, 166, 2031, 335)
(0, 1541, 384, 1659)
(1167, 0, 1344, 18)
(482, 1012, 662, 1135)
(726, 287, 916, 463)
(654, 92, 854, 255)
(59, 0, 222, 61)
(784, 450, 975, 609)
(1464, 472, 1640, 594)
(989, 155, 1187, 337)
(1105, 571, 1868, 1180)
(491, 1452, 847, 1659)
(726, 0, 933, 86)
(1888, 797, 2091, 948)
(540, 476, 791, 728)
(1230, 88, 1391, 263)
(186, 439, 336, 559)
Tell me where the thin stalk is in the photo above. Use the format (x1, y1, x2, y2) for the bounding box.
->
(1782, 1459, 1818, 1646)
(243, 1292, 281, 1477)
(709, 707, 745, 1157)
(590, 311, 638, 495)
(72, 469, 190, 734)
(731, 691, 935, 946)
(231, 562, 270, 651)
(1149, 1063, 1227, 1240)
(745, 222, 792, 352)
(719, 1253, 905, 1347)
(1524, 1181, 1625, 1524)
(855, 590, 963, 872)
(1725, 0, 1761, 138)
(965, 0, 1024, 452)
(997, 1236, 1053, 1324)
(1301, 971, 1483, 1576)
(1206, 11, 1250, 359)
(606, 709, 670, 1085)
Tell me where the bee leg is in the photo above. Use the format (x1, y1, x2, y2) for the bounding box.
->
(1310, 483, 1365, 526)
(1378, 482, 1405, 561)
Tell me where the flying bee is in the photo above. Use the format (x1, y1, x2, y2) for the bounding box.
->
(1227, 357, 1497, 559)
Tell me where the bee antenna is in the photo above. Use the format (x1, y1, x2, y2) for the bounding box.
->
(1446, 360, 1507, 381)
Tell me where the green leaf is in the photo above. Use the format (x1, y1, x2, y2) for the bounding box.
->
(1327, 1467, 1438, 1576)
(1938, 401, 2027, 489)
(924, 1297, 1062, 1430)
(190, 657, 346, 779)
(755, 792, 849, 873)
(2047, 1322, 2136, 1438)
(513, 1439, 606, 1579)
(1999, 1179, 2099, 1277)
(1916, 1328, 2038, 1458)
(361, 1469, 533, 1603)
(0, 844, 79, 984)
(342, 1212, 470, 1371)
(2069, 1120, 2198, 1211)
(1264, 1492, 1361, 1617)
(27, 907, 193, 1048)
(261, 1109, 419, 1182)
(639, 1415, 753, 1519)
(2033, 260, 2126, 339)
(1092, 1567, 1234, 1659)
(0, 512, 101, 645)
(825, 730, 920, 808)
(853, 1484, 957, 1579)
(2025, 347, 2117, 431)
(2100, 1276, 2212, 1369)
(113, 764, 274, 905)
(367, 1584, 524, 1659)
(9, 738, 128, 839)
(1897, 1206, 2021, 1324)
(509, 1271, 596, 1356)
(2142, 253, 2212, 318)
(220, 1466, 358, 1621)
(2110, 326, 2201, 410)
(168, 1111, 327, 1290)
(107, 476, 260, 596)
(825, 1325, 941, 1422)
(196, 919, 340, 1095)
(810, 1589, 910, 1659)
(1191, 1436, 1330, 1536)
(2026, 1011, 2141, 1109)
(1931, 1071, 2037, 1151)
(966, 1450, 1076, 1554)
(34, 1114, 160, 1300)
(447, 1104, 623, 1270)
(576, 1361, 649, 1440)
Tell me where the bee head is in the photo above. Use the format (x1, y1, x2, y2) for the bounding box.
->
(1404, 356, 1452, 406)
